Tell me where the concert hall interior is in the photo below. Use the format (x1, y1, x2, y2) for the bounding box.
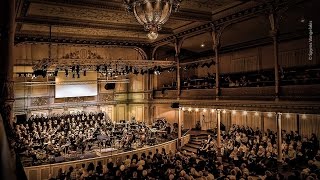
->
(0, 0, 320, 180)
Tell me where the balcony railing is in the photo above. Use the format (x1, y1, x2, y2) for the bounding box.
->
(154, 84, 320, 101)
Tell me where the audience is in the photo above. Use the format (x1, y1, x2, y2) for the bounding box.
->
(44, 124, 319, 180)
(161, 66, 320, 91)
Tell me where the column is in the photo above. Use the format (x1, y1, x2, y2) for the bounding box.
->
(174, 38, 183, 98)
(261, 112, 265, 132)
(217, 109, 221, 157)
(178, 107, 182, 149)
(277, 113, 282, 162)
(0, 0, 15, 126)
(210, 25, 223, 100)
(296, 114, 300, 134)
(269, 13, 280, 101)
(0, 0, 17, 179)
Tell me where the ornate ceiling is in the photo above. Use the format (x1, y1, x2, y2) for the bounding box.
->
(13, 0, 319, 59)
(15, 0, 246, 43)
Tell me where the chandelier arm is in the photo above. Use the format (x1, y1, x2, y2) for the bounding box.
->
(145, 0, 155, 23)
(133, 6, 146, 25)
(159, 2, 172, 24)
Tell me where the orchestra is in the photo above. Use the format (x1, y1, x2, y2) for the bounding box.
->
(14, 112, 173, 166)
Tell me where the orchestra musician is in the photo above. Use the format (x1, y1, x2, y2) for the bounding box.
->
(14, 111, 173, 166)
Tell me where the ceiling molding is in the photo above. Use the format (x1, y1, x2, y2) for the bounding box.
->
(151, 99, 320, 114)
(15, 33, 152, 47)
(26, 0, 212, 22)
(16, 16, 174, 34)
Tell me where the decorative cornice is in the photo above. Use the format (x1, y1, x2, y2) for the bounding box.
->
(15, 33, 152, 46)
(27, 0, 212, 22)
(16, 16, 174, 34)
(150, 99, 320, 114)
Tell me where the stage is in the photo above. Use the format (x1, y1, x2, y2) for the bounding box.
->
(94, 147, 118, 156)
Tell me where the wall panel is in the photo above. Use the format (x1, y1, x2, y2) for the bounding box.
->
(263, 113, 277, 132)
(155, 105, 178, 125)
(117, 104, 127, 121)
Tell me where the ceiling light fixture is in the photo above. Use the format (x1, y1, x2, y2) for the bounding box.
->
(123, 0, 182, 40)
(200, 43, 205, 47)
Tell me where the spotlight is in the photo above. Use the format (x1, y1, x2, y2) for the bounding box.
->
(302, 114, 307, 119)
(200, 43, 205, 47)
(182, 107, 185, 111)
(203, 109, 207, 112)
(232, 110, 236, 115)
(254, 112, 259, 116)
(188, 108, 192, 112)
(243, 111, 248, 115)
(222, 110, 226, 114)
(195, 108, 199, 112)
(267, 112, 273, 117)
(285, 113, 291, 119)
(154, 70, 160, 75)
(133, 69, 139, 75)
(211, 109, 215, 113)
(54, 70, 58, 76)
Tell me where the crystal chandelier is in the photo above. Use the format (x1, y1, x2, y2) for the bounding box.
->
(124, 0, 182, 40)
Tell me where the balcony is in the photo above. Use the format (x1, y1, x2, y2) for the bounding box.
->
(154, 84, 320, 101)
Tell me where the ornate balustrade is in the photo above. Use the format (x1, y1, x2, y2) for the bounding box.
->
(154, 84, 320, 101)
(23, 134, 190, 180)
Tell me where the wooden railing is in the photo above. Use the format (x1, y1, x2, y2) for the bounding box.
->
(154, 84, 320, 100)
(23, 134, 190, 180)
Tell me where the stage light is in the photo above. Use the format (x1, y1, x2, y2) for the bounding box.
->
(267, 112, 273, 117)
(285, 113, 291, 119)
(195, 108, 199, 112)
(232, 110, 236, 115)
(182, 107, 185, 111)
(188, 108, 192, 112)
(203, 109, 207, 112)
(254, 112, 259, 116)
(54, 70, 58, 76)
(211, 109, 215, 113)
(222, 110, 226, 114)
(302, 114, 307, 119)
(243, 111, 248, 115)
